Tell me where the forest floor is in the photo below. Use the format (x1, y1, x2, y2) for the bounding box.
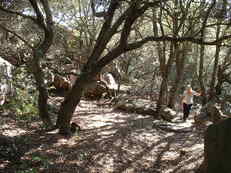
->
(0, 98, 205, 173)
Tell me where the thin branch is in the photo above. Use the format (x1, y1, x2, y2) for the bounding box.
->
(0, 24, 33, 50)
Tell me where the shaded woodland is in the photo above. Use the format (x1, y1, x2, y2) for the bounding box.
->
(1, 0, 231, 173)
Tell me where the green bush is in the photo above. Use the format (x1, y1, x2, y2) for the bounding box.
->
(4, 67, 39, 121)
(7, 88, 38, 120)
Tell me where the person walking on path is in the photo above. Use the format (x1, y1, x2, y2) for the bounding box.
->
(181, 85, 201, 121)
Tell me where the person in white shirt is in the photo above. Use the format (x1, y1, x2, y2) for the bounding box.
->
(181, 85, 201, 121)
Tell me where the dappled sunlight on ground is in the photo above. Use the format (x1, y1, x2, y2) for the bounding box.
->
(1, 99, 205, 173)
(70, 100, 204, 173)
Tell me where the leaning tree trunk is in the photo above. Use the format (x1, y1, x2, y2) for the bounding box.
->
(55, 69, 98, 135)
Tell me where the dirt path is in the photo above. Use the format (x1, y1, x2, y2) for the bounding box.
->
(1, 100, 204, 173)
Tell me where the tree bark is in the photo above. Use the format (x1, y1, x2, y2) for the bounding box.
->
(55, 79, 84, 135)
(198, 42, 207, 105)
(202, 118, 231, 173)
(152, 7, 166, 111)
(156, 42, 175, 114)
(159, 0, 182, 110)
(209, 23, 221, 99)
(168, 43, 186, 108)
(29, 51, 53, 127)
(198, 0, 216, 105)
(28, 0, 54, 128)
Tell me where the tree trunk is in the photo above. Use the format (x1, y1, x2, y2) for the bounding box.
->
(201, 118, 231, 173)
(168, 43, 186, 108)
(156, 43, 175, 114)
(56, 72, 95, 135)
(198, 44, 207, 105)
(156, 77, 168, 113)
(209, 24, 221, 99)
(25, 0, 54, 128)
(29, 50, 53, 127)
(215, 47, 231, 95)
(191, 44, 199, 87)
(164, 0, 181, 109)
(152, 8, 167, 109)
(198, 0, 216, 105)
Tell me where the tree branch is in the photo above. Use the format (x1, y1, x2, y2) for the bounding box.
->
(40, 0, 53, 25)
(200, 0, 216, 38)
(88, 0, 120, 62)
(0, 6, 37, 23)
(29, 0, 46, 29)
(38, 0, 54, 53)
(96, 45, 125, 70)
(98, 33, 231, 69)
(125, 34, 231, 50)
(0, 24, 33, 49)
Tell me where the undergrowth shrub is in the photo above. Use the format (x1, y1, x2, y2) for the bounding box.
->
(3, 67, 39, 121)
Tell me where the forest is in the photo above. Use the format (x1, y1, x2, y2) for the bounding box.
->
(0, 0, 231, 173)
